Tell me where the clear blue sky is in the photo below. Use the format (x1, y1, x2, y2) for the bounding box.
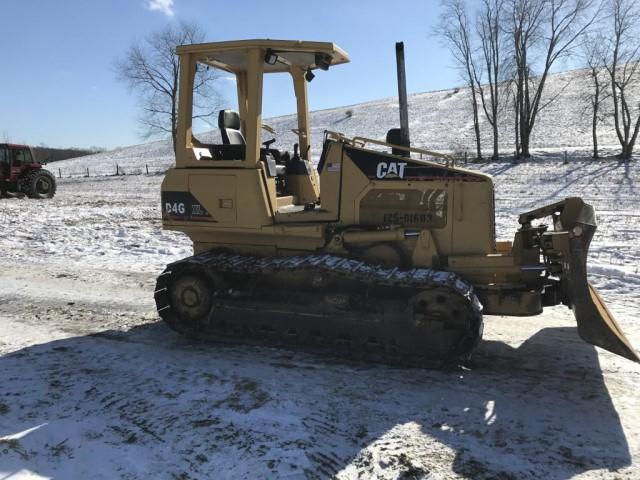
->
(0, 0, 457, 149)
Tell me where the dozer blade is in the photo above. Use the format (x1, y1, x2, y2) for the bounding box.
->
(577, 283, 640, 362)
(559, 199, 640, 362)
(521, 197, 639, 361)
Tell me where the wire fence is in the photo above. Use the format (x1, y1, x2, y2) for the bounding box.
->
(52, 163, 171, 179)
(50, 149, 634, 180)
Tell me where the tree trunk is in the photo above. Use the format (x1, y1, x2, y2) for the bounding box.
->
(592, 106, 599, 160)
(171, 112, 177, 155)
(469, 85, 483, 161)
(520, 102, 531, 158)
(514, 95, 521, 158)
(521, 128, 531, 158)
(591, 72, 600, 160)
(492, 119, 499, 160)
(626, 117, 640, 161)
(473, 103, 482, 161)
(519, 61, 531, 158)
(171, 97, 177, 155)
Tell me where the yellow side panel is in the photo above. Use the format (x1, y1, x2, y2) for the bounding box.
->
(318, 142, 343, 219)
(451, 182, 494, 255)
(189, 174, 237, 224)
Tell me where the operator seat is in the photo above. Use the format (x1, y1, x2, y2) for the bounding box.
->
(218, 110, 245, 145)
(216, 109, 286, 195)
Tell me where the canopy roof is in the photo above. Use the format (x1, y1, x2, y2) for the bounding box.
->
(176, 39, 350, 73)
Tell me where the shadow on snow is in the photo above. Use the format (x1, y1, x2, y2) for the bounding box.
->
(0, 321, 631, 479)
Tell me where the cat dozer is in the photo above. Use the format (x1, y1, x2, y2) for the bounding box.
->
(155, 39, 639, 364)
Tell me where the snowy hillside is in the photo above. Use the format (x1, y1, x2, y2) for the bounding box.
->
(1, 67, 639, 479)
(52, 66, 632, 178)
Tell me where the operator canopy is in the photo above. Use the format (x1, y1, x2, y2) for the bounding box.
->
(176, 39, 350, 73)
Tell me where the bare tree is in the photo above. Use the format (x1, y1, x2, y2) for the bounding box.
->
(115, 20, 222, 154)
(603, 0, 640, 160)
(474, 0, 508, 159)
(507, 0, 544, 157)
(436, 0, 483, 161)
(507, 0, 599, 158)
(581, 32, 611, 159)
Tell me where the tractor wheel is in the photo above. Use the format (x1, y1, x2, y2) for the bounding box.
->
(19, 170, 57, 199)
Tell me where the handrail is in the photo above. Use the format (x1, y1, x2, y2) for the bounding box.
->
(323, 130, 457, 168)
(350, 136, 455, 168)
(324, 130, 348, 142)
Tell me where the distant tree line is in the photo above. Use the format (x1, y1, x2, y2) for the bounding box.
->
(32, 146, 103, 164)
(436, 0, 640, 161)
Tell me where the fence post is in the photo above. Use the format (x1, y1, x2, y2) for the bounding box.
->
(564, 150, 568, 164)
(116, 164, 119, 176)
(464, 151, 468, 164)
(146, 164, 149, 174)
(58, 168, 62, 179)
(86, 167, 89, 177)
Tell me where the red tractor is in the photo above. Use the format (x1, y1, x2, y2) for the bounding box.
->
(0, 143, 56, 198)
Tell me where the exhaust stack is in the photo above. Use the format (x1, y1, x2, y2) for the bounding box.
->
(396, 42, 411, 154)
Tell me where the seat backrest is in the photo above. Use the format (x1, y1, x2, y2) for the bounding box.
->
(218, 110, 245, 145)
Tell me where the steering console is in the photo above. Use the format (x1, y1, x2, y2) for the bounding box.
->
(262, 138, 276, 149)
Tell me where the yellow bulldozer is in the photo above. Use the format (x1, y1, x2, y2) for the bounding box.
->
(154, 39, 638, 364)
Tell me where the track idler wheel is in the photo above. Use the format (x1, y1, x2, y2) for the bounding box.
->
(165, 268, 224, 333)
(409, 288, 482, 358)
(170, 273, 212, 321)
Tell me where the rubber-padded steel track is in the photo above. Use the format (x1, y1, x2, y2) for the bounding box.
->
(155, 251, 484, 366)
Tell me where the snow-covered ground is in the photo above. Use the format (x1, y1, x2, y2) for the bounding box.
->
(1, 69, 639, 479)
